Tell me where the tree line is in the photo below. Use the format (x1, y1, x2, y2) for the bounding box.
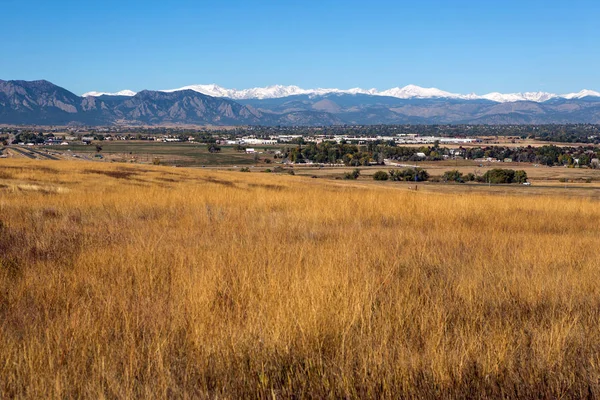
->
(282, 142, 600, 168)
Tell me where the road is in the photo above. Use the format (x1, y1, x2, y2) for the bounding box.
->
(7, 145, 60, 160)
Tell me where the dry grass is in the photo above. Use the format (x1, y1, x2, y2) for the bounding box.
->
(1, 159, 600, 398)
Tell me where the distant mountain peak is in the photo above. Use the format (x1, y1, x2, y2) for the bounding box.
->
(83, 90, 136, 97)
(562, 89, 600, 99)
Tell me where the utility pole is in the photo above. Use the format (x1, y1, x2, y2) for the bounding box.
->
(414, 161, 418, 190)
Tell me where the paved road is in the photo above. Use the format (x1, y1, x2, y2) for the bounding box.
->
(9, 146, 37, 159)
(7, 146, 59, 160)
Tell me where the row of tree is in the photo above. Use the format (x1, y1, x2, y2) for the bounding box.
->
(441, 169, 528, 184)
(282, 142, 600, 168)
(372, 168, 527, 184)
(372, 168, 431, 181)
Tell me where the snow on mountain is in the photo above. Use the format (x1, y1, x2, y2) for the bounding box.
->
(161, 84, 239, 98)
(378, 85, 463, 99)
(480, 91, 557, 103)
(522, 92, 558, 102)
(561, 89, 600, 99)
(160, 84, 378, 99)
(81, 85, 600, 103)
(235, 85, 310, 99)
(82, 90, 136, 97)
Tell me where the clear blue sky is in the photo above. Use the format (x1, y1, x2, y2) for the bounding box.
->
(2, 0, 599, 95)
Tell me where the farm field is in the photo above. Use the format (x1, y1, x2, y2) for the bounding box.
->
(1, 158, 600, 397)
(35, 142, 277, 166)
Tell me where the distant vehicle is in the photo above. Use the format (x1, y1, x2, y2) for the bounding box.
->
(523, 182, 531, 186)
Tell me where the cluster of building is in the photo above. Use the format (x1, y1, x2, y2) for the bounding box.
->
(21, 132, 481, 147)
(220, 134, 478, 145)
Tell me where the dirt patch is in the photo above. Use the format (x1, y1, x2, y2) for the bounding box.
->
(84, 169, 137, 179)
(117, 166, 154, 174)
(155, 177, 178, 183)
(1, 165, 58, 174)
(248, 183, 286, 191)
(204, 177, 236, 187)
(0, 171, 14, 179)
(16, 184, 69, 194)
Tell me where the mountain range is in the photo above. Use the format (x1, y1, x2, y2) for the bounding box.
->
(83, 84, 600, 103)
(2, 79, 600, 126)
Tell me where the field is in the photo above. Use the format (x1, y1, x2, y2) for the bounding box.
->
(35, 142, 275, 166)
(5, 141, 600, 190)
(1, 159, 600, 398)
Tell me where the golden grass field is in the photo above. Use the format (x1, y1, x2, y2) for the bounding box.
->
(1, 159, 600, 398)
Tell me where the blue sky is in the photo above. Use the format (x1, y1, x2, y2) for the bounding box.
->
(2, 0, 599, 95)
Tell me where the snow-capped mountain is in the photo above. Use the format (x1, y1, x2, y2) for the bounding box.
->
(6, 79, 600, 126)
(480, 91, 558, 103)
(562, 89, 600, 99)
(81, 85, 600, 103)
(379, 85, 459, 99)
(82, 90, 136, 97)
(161, 84, 379, 99)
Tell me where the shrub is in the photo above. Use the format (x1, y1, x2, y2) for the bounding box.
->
(207, 144, 221, 153)
(389, 168, 429, 182)
(514, 170, 528, 184)
(482, 168, 515, 184)
(343, 169, 361, 180)
(443, 170, 464, 183)
(240, 167, 250, 172)
(373, 171, 389, 181)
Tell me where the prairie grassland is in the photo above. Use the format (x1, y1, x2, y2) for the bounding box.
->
(1, 159, 600, 398)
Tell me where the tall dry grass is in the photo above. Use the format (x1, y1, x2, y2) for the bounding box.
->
(1, 159, 600, 398)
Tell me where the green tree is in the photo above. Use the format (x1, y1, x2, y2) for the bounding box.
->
(343, 169, 361, 180)
(514, 170, 528, 183)
(207, 144, 221, 153)
(482, 169, 516, 184)
(373, 171, 389, 181)
(442, 170, 464, 183)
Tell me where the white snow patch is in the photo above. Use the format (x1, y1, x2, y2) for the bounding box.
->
(82, 90, 136, 97)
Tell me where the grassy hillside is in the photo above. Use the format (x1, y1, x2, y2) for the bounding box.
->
(1, 160, 600, 398)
